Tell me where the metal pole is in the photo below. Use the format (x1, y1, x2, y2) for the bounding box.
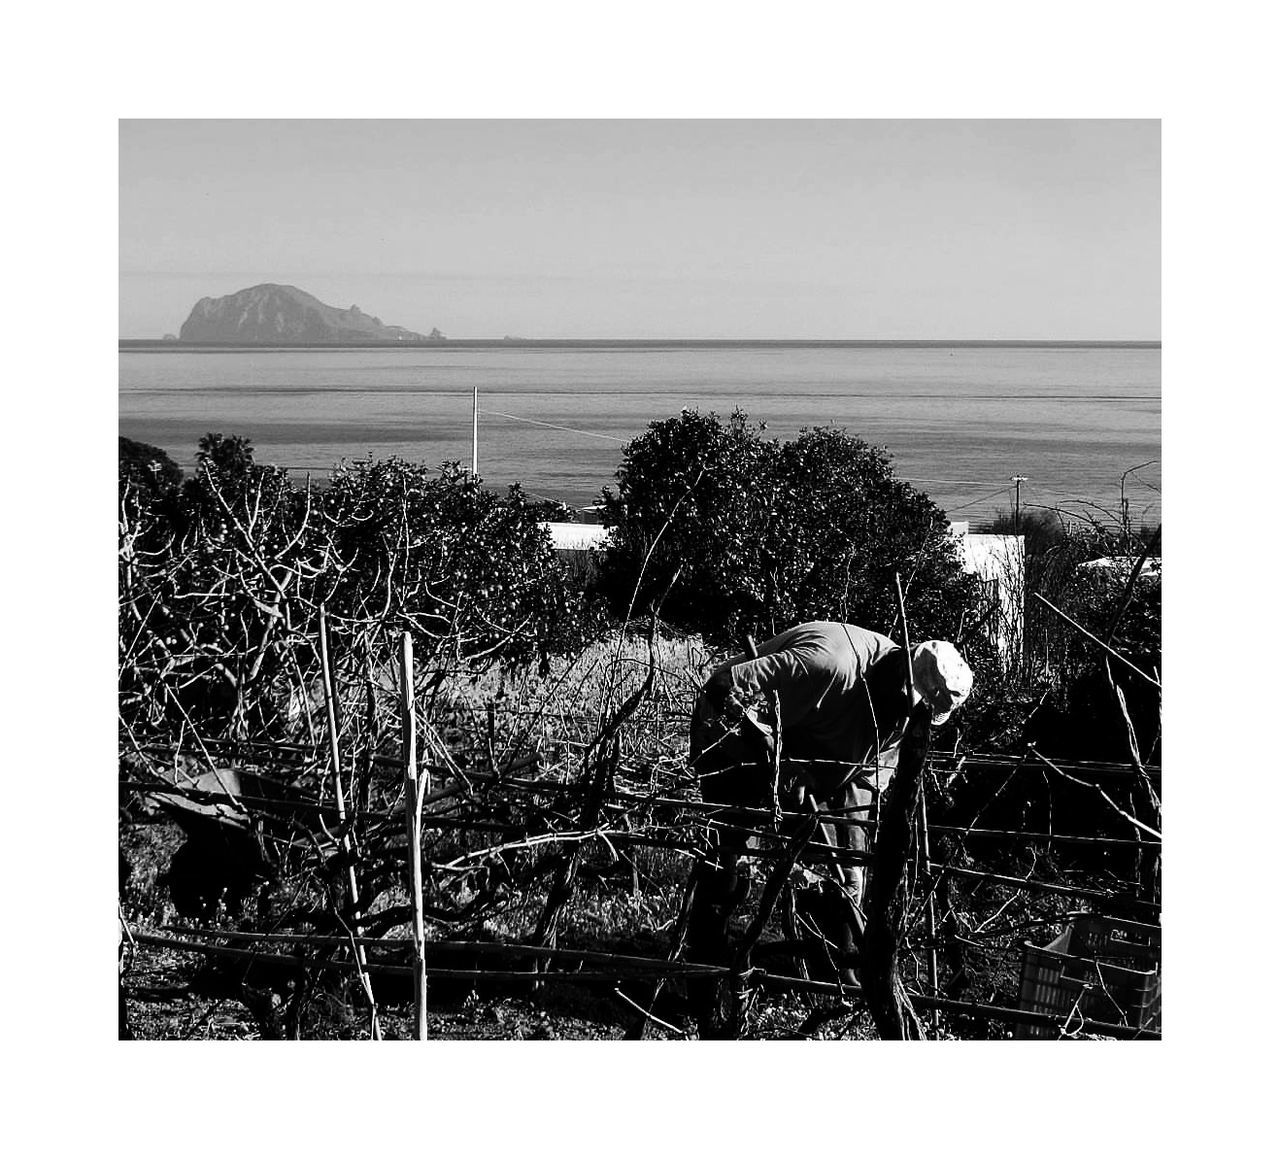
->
(471, 382, 479, 478)
(1120, 460, 1157, 547)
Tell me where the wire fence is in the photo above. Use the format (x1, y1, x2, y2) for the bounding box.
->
(120, 706, 1161, 1041)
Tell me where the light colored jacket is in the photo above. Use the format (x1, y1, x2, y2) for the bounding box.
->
(709, 621, 905, 765)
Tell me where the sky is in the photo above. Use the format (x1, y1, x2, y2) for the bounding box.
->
(119, 119, 1159, 340)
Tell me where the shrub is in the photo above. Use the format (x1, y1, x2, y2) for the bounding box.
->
(318, 458, 589, 665)
(961, 511, 1161, 763)
(119, 438, 592, 739)
(596, 409, 975, 647)
(119, 435, 183, 493)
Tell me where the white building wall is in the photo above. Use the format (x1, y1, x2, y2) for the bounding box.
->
(541, 521, 611, 551)
(949, 522, 1025, 667)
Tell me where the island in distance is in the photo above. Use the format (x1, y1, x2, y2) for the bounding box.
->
(177, 283, 444, 344)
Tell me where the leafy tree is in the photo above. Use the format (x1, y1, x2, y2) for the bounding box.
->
(984, 507, 1066, 561)
(179, 434, 298, 534)
(961, 511, 1162, 763)
(119, 436, 183, 498)
(596, 409, 975, 646)
(195, 432, 257, 477)
(1050, 533, 1161, 763)
(119, 439, 591, 737)
(120, 435, 308, 734)
(319, 458, 587, 666)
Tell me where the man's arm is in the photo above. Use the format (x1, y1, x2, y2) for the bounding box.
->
(720, 647, 828, 727)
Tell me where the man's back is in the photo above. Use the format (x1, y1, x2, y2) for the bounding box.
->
(708, 621, 903, 762)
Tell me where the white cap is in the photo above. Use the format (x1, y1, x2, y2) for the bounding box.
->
(911, 640, 974, 725)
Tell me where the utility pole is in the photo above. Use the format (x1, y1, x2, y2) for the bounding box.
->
(1010, 475, 1027, 534)
(471, 382, 479, 479)
(1120, 460, 1157, 548)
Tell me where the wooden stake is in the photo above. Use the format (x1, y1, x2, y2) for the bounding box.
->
(862, 574, 928, 1039)
(860, 703, 930, 1039)
(895, 572, 939, 1028)
(919, 785, 941, 1032)
(318, 605, 381, 1040)
(400, 631, 428, 1040)
(724, 811, 822, 1035)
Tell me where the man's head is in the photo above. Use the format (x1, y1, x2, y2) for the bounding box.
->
(910, 641, 974, 725)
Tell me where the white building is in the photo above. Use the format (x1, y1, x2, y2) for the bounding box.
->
(542, 521, 611, 551)
(949, 522, 1025, 666)
(1078, 555, 1161, 579)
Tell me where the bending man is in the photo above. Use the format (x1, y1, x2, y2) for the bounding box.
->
(687, 621, 973, 1012)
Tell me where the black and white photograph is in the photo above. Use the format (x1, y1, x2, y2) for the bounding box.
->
(11, 1, 1278, 1151)
(117, 117, 1163, 1044)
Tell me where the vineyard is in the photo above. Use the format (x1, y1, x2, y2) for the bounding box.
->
(118, 435, 1161, 1040)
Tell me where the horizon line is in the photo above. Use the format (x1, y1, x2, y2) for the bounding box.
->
(120, 336, 1161, 347)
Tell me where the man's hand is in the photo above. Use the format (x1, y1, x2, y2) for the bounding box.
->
(705, 669, 735, 715)
(706, 669, 754, 727)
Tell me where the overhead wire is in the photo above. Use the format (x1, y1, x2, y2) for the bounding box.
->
(898, 476, 1011, 486)
(946, 485, 1016, 513)
(479, 408, 626, 444)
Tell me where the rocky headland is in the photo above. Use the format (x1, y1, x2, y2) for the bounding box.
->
(178, 284, 444, 344)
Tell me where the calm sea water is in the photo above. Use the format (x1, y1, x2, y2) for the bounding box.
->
(118, 344, 1161, 526)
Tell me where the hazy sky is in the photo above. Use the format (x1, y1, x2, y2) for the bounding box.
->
(119, 119, 1159, 340)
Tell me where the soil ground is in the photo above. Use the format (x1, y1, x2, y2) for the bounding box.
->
(119, 939, 874, 1041)
(120, 813, 880, 1041)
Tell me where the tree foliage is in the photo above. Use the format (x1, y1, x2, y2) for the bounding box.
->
(119, 438, 587, 737)
(596, 409, 975, 646)
(119, 435, 183, 499)
(319, 458, 585, 661)
(961, 509, 1162, 764)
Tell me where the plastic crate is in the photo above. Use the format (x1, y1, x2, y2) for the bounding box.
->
(1014, 915, 1160, 1039)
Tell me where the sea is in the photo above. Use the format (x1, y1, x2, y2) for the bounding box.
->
(118, 342, 1161, 527)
